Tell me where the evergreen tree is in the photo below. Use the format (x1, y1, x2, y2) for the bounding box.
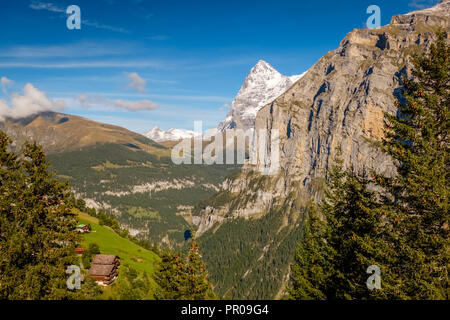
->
(154, 250, 185, 300)
(71, 275, 103, 300)
(287, 203, 334, 300)
(375, 32, 449, 299)
(289, 160, 399, 299)
(0, 131, 100, 299)
(154, 240, 216, 300)
(289, 32, 449, 300)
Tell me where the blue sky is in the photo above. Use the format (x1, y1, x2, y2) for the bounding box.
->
(0, 0, 440, 133)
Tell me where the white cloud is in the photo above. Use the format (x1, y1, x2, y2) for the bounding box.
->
(81, 20, 130, 34)
(29, 1, 65, 13)
(1, 77, 14, 95)
(112, 99, 157, 111)
(71, 91, 231, 103)
(125, 72, 147, 93)
(29, 1, 129, 33)
(0, 83, 66, 121)
(0, 42, 132, 58)
(76, 94, 105, 109)
(0, 100, 10, 120)
(74, 94, 158, 112)
(0, 60, 163, 69)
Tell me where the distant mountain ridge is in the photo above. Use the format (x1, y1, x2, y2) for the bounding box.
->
(0, 111, 168, 156)
(145, 126, 200, 142)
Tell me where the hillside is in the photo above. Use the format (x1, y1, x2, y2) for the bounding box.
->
(193, 1, 450, 299)
(78, 210, 160, 274)
(0, 111, 169, 156)
(77, 210, 160, 299)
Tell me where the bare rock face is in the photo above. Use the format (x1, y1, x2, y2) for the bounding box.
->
(255, 1, 448, 188)
(199, 1, 450, 225)
(194, 1, 450, 299)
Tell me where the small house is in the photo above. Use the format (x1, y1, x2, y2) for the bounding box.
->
(89, 254, 120, 285)
(89, 264, 118, 285)
(91, 254, 120, 267)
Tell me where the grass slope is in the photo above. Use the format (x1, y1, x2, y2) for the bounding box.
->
(77, 210, 160, 299)
(77, 210, 160, 274)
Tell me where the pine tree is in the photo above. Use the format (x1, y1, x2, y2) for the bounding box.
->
(289, 159, 401, 299)
(287, 203, 334, 300)
(376, 32, 449, 299)
(154, 250, 185, 300)
(182, 239, 216, 300)
(0, 131, 99, 299)
(154, 240, 216, 300)
(289, 32, 449, 300)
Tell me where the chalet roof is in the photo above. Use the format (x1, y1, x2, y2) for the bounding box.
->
(89, 264, 115, 276)
(91, 254, 118, 265)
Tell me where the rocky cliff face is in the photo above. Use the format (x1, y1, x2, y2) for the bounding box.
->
(198, 1, 450, 228)
(251, 0, 449, 199)
(195, 1, 450, 299)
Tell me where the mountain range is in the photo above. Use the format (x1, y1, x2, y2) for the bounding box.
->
(145, 126, 201, 142)
(0, 0, 448, 300)
(145, 60, 304, 142)
(0, 111, 168, 155)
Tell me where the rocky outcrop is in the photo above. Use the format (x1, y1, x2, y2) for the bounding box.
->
(252, 0, 449, 195)
(197, 1, 450, 231)
(102, 178, 220, 198)
(194, 1, 450, 298)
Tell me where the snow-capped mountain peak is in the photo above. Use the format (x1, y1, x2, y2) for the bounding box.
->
(243, 60, 285, 87)
(145, 126, 200, 142)
(218, 60, 305, 131)
(145, 60, 306, 142)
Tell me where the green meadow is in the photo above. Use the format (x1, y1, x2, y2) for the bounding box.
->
(76, 210, 161, 299)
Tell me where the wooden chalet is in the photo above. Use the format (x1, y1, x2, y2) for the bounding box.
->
(91, 254, 120, 266)
(89, 254, 120, 285)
